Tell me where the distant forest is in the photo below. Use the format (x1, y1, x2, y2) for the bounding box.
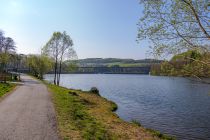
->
(151, 50, 210, 78)
(71, 58, 162, 67)
(6, 57, 162, 75)
(63, 58, 162, 74)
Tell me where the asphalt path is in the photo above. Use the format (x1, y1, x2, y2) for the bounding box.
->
(0, 75, 59, 140)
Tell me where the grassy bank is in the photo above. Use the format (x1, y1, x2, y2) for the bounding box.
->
(47, 84, 174, 140)
(0, 83, 15, 98)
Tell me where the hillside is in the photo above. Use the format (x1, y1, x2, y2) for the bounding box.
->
(61, 58, 163, 74)
(69, 58, 162, 67)
(150, 50, 210, 78)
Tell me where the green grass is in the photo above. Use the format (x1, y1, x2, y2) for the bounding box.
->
(131, 120, 142, 127)
(107, 63, 150, 67)
(146, 128, 175, 140)
(0, 83, 15, 98)
(47, 83, 174, 140)
(48, 84, 112, 140)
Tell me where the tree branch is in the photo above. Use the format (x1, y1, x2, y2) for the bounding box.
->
(181, 0, 210, 39)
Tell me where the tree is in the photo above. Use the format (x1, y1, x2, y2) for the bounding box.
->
(1, 37, 16, 70)
(150, 50, 210, 79)
(61, 60, 78, 73)
(42, 31, 77, 85)
(138, 0, 210, 56)
(0, 31, 16, 82)
(0, 30, 4, 53)
(27, 55, 53, 79)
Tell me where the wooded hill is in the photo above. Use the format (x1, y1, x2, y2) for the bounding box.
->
(69, 58, 162, 67)
(61, 58, 162, 74)
(150, 50, 210, 78)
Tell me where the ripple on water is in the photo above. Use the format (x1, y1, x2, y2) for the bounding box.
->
(44, 74, 210, 140)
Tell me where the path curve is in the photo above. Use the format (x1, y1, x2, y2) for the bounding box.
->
(0, 75, 59, 140)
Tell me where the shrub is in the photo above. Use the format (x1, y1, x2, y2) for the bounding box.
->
(68, 91, 78, 96)
(89, 87, 100, 96)
(111, 101, 118, 111)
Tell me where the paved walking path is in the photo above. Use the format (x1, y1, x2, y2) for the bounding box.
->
(0, 75, 59, 140)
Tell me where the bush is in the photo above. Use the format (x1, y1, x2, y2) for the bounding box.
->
(68, 91, 78, 96)
(89, 87, 100, 96)
(111, 101, 118, 111)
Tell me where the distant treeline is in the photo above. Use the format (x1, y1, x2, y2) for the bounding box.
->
(50, 66, 151, 74)
(7, 57, 162, 75)
(150, 50, 210, 78)
(59, 58, 162, 74)
(70, 58, 162, 67)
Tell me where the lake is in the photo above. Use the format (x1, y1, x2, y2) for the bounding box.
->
(44, 74, 210, 140)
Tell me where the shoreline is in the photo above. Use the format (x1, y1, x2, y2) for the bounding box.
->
(45, 81, 175, 140)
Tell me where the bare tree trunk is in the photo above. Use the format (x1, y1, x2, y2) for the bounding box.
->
(54, 58, 57, 85)
(3, 63, 6, 83)
(57, 60, 62, 86)
(56, 62, 60, 85)
(57, 52, 64, 86)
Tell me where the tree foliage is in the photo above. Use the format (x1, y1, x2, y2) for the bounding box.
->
(42, 31, 77, 85)
(27, 55, 53, 79)
(138, 0, 210, 56)
(150, 50, 210, 78)
(0, 30, 16, 82)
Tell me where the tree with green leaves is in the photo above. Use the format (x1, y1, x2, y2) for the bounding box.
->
(150, 50, 210, 79)
(138, 0, 210, 56)
(62, 60, 78, 73)
(27, 55, 53, 79)
(138, 0, 210, 79)
(0, 31, 4, 53)
(0, 30, 16, 82)
(42, 31, 77, 85)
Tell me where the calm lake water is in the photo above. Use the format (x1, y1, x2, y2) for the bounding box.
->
(45, 74, 210, 140)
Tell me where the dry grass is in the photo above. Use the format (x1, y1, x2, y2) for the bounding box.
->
(78, 92, 160, 140)
(47, 84, 173, 140)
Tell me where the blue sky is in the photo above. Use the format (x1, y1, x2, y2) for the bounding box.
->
(0, 0, 150, 59)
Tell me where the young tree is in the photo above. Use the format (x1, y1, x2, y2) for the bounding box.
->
(138, 0, 210, 56)
(62, 60, 78, 73)
(0, 31, 4, 53)
(2, 37, 16, 70)
(27, 55, 53, 79)
(0, 31, 16, 82)
(38, 55, 53, 79)
(42, 31, 77, 85)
